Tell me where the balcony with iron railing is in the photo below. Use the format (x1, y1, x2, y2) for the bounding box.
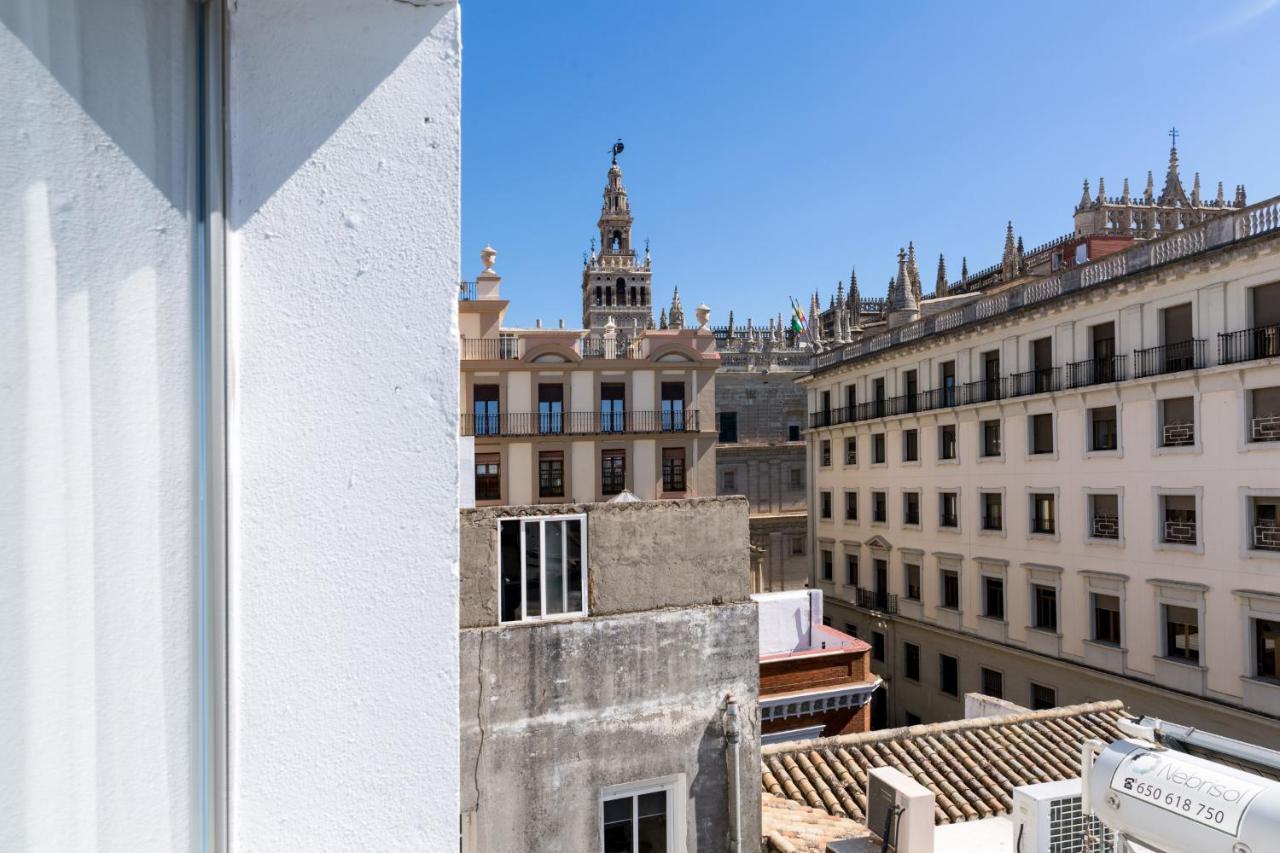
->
(854, 587, 897, 614)
(1253, 524, 1280, 552)
(1252, 413, 1280, 443)
(459, 280, 477, 301)
(1163, 515, 1198, 545)
(1091, 515, 1120, 539)
(1134, 339, 1206, 379)
(1066, 355, 1127, 388)
(1220, 324, 1280, 365)
(1009, 367, 1060, 397)
(461, 336, 521, 360)
(1160, 421, 1196, 447)
(463, 409, 701, 437)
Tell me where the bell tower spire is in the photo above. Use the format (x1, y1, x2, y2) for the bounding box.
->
(581, 140, 654, 333)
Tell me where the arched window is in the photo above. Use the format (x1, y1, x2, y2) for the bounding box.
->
(640, 288, 647, 306)
(611, 230, 622, 252)
(605, 288, 613, 306)
(630, 286, 637, 306)
(595, 286, 602, 306)
(616, 278, 625, 306)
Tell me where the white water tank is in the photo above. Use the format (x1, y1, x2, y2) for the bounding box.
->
(1086, 738, 1280, 852)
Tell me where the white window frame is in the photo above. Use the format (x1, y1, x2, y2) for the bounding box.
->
(497, 513, 588, 624)
(600, 774, 687, 853)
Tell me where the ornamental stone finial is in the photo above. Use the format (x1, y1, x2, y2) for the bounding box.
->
(480, 245, 497, 273)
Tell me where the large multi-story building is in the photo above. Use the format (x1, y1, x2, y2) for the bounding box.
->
(799, 144, 1280, 741)
(459, 156, 720, 506)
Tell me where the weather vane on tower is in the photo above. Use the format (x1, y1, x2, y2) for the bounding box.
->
(610, 138, 625, 164)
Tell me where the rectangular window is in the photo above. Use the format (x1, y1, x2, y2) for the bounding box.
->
(601, 450, 626, 496)
(660, 382, 686, 431)
(845, 385, 857, 411)
(1090, 406, 1118, 451)
(474, 384, 501, 436)
(939, 360, 957, 406)
(1248, 387, 1280, 443)
(982, 492, 1003, 531)
(904, 642, 921, 681)
(904, 563, 921, 601)
(602, 780, 677, 853)
(845, 554, 858, 586)
(902, 491, 920, 526)
(820, 490, 833, 520)
(939, 492, 958, 528)
(903, 369, 919, 409)
(1031, 493, 1056, 535)
(938, 424, 957, 460)
(941, 570, 960, 609)
(538, 383, 564, 434)
(1255, 618, 1280, 680)
(844, 436, 857, 465)
(821, 549, 833, 581)
(1093, 593, 1122, 645)
(499, 515, 586, 623)
(981, 420, 1001, 457)
(1032, 584, 1058, 631)
(872, 433, 886, 464)
(1090, 493, 1120, 540)
(1251, 496, 1280, 551)
(601, 383, 626, 433)
(538, 451, 564, 498)
(981, 667, 1004, 699)
(721, 469, 736, 493)
(844, 490, 858, 522)
(1030, 683, 1056, 711)
(717, 411, 738, 443)
(903, 429, 919, 462)
(872, 491, 887, 523)
(788, 424, 801, 442)
(1162, 495, 1197, 545)
(1029, 413, 1054, 454)
(982, 576, 1005, 620)
(872, 631, 885, 662)
(661, 448, 686, 493)
(1164, 605, 1200, 662)
(939, 654, 959, 696)
(789, 535, 806, 556)
(788, 467, 803, 490)
(1159, 397, 1195, 447)
(820, 439, 832, 467)
(844, 623, 859, 638)
(475, 453, 501, 502)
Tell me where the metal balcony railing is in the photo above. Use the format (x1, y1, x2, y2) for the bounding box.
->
(855, 588, 898, 614)
(1066, 355, 1127, 388)
(1091, 515, 1120, 539)
(1219, 324, 1280, 365)
(1134, 339, 1206, 378)
(1254, 524, 1280, 551)
(459, 280, 477, 301)
(1163, 517, 1198, 545)
(1251, 414, 1280, 443)
(461, 336, 521, 360)
(963, 377, 1008, 405)
(462, 409, 700, 437)
(1161, 421, 1196, 447)
(1010, 367, 1060, 397)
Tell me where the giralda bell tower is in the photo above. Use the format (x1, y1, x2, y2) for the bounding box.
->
(581, 140, 654, 334)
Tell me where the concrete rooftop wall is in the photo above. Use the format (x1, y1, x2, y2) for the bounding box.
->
(459, 496, 752, 628)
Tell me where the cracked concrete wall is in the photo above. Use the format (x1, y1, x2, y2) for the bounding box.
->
(461, 603, 762, 853)
(460, 496, 753, 628)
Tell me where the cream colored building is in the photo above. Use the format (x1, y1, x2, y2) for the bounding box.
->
(799, 175, 1280, 740)
(459, 156, 719, 507)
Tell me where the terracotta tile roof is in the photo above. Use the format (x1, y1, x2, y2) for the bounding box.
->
(761, 792, 869, 852)
(761, 700, 1127, 826)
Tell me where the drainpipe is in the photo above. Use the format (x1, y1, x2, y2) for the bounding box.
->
(724, 697, 742, 852)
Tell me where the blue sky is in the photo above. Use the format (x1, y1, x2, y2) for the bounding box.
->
(462, 1, 1279, 328)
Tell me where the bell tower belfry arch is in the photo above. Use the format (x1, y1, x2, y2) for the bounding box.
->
(581, 140, 654, 334)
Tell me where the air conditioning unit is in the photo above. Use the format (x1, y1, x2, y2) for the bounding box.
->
(1011, 779, 1114, 853)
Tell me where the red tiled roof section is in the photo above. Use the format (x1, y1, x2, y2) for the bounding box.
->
(761, 700, 1127, 826)
(761, 792, 869, 852)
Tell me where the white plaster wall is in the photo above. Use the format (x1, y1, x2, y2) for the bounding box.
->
(753, 589, 819, 654)
(1, 4, 200, 849)
(226, 0, 461, 848)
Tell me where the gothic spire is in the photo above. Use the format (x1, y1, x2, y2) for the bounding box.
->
(835, 278, 846, 308)
(1097, 177, 1106, 204)
(1191, 172, 1201, 205)
(1144, 170, 1155, 203)
(1001, 221, 1018, 280)
(1216, 181, 1226, 206)
(935, 253, 947, 299)
(891, 247, 918, 313)
(961, 256, 969, 283)
(669, 287, 684, 329)
(849, 267, 861, 325)
(1159, 136, 1186, 204)
(1079, 179, 1091, 210)
(659, 307, 668, 329)
(726, 309, 735, 339)
(906, 242, 922, 303)
(1122, 177, 1131, 204)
